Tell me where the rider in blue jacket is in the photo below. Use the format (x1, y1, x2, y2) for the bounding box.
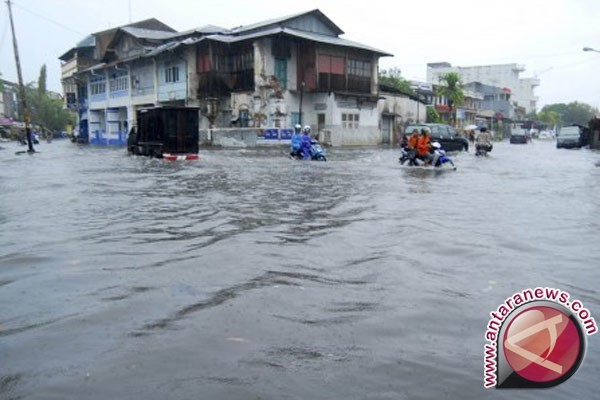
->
(290, 124, 302, 158)
(300, 125, 313, 160)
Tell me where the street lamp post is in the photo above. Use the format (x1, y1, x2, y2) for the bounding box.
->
(298, 80, 305, 126)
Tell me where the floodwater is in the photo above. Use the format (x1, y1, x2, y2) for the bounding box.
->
(1, 139, 599, 399)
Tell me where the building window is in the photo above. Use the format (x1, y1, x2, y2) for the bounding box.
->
(347, 59, 372, 77)
(165, 65, 180, 83)
(90, 76, 106, 95)
(109, 74, 128, 92)
(318, 53, 345, 91)
(198, 53, 211, 73)
(342, 113, 359, 129)
(274, 58, 287, 89)
(347, 58, 371, 92)
(291, 112, 303, 127)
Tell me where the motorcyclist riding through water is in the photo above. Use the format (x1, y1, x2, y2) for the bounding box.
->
(475, 126, 493, 156)
(417, 128, 433, 165)
(290, 124, 303, 158)
(300, 125, 313, 160)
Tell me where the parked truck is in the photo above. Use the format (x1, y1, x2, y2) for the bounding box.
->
(127, 107, 199, 160)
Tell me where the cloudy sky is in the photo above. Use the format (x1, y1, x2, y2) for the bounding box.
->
(1, 0, 600, 110)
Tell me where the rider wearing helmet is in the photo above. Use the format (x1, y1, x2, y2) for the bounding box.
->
(300, 125, 313, 160)
(290, 124, 303, 158)
(476, 126, 493, 155)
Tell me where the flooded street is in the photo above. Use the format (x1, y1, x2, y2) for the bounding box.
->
(1, 139, 600, 399)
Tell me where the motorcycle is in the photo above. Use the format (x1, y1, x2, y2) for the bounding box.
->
(291, 139, 327, 161)
(475, 143, 493, 157)
(399, 142, 455, 170)
(398, 145, 417, 165)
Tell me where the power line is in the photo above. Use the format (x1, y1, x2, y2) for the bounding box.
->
(10, 0, 86, 37)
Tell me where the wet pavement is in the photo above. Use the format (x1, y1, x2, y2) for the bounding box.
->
(1, 139, 600, 399)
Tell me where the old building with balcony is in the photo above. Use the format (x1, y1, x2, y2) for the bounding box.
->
(59, 10, 394, 146)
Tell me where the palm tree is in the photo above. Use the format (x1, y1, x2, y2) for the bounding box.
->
(437, 72, 464, 126)
(538, 110, 561, 133)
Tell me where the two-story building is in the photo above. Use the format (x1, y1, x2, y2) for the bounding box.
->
(59, 19, 178, 144)
(60, 10, 394, 146)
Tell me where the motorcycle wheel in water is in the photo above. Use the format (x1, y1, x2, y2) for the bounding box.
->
(475, 143, 493, 157)
(398, 147, 417, 165)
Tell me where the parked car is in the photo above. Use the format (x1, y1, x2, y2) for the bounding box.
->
(556, 125, 588, 149)
(404, 123, 469, 152)
(510, 131, 528, 144)
(538, 130, 555, 140)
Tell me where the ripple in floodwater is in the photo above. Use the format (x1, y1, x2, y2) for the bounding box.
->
(1, 140, 599, 399)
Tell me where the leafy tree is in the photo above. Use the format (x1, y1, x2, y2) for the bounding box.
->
(540, 102, 597, 126)
(426, 106, 442, 123)
(537, 109, 561, 131)
(16, 64, 76, 137)
(37, 65, 47, 98)
(436, 72, 464, 126)
(436, 72, 464, 124)
(379, 67, 414, 95)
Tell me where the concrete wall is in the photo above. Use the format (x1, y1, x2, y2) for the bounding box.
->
(328, 126, 381, 147)
(200, 128, 259, 147)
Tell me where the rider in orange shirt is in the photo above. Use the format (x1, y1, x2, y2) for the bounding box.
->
(417, 128, 433, 165)
(407, 129, 419, 150)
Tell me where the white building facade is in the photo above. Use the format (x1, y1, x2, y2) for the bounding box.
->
(427, 62, 539, 114)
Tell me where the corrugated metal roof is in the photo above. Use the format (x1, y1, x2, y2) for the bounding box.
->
(197, 26, 392, 57)
(175, 24, 230, 37)
(144, 40, 184, 56)
(76, 35, 96, 48)
(230, 9, 343, 36)
(120, 26, 177, 40)
(281, 27, 392, 56)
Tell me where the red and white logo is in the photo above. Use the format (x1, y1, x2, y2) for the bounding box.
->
(484, 288, 596, 389)
(503, 306, 582, 384)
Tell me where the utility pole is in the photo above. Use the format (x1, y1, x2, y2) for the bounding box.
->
(7, 0, 35, 153)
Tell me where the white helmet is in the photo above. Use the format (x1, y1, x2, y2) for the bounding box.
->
(295, 124, 302, 129)
(302, 125, 311, 134)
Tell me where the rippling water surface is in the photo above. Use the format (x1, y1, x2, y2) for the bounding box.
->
(1, 139, 600, 399)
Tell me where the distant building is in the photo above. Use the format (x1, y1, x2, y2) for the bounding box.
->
(0, 79, 18, 120)
(427, 62, 539, 114)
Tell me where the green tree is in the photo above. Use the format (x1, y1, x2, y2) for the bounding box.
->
(17, 65, 76, 137)
(426, 106, 442, 123)
(37, 65, 47, 98)
(436, 72, 464, 126)
(540, 102, 597, 126)
(537, 109, 561, 131)
(379, 67, 414, 95)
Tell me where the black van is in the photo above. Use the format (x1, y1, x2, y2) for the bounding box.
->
(128, 107, 199, 159)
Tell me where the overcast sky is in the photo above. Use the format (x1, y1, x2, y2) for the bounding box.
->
(1, 0, 600, 110)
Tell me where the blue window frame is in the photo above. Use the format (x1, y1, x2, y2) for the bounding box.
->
(274, 58, 287, 89)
